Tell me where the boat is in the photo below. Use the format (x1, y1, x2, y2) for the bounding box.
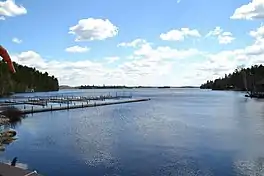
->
(245, 91, 264, 98)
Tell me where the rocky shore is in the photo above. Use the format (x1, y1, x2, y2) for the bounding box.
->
(0, 107, 23, 151)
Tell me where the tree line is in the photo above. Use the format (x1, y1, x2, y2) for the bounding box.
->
(200, 65, 264, 91)
(0, 61, 59, 96)
(78, 85, 132, 89)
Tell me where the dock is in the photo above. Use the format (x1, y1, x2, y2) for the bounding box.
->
(0, 92, 150, 115)
(21, 98, 150, 114)
(0, 163, 40, 176)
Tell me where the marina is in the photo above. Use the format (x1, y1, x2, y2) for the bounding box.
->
(0, 93, 150, 115)
(21, 98, 150, 114)
(0, 92, 150, 176)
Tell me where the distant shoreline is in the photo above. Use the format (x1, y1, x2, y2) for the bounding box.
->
(59, 85, 199, 90)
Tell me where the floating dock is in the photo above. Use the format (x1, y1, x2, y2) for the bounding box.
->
(21, 98, 150, 114)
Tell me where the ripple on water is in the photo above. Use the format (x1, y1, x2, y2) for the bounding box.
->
(3, 89, 264, 176)
(234, 158, 264, 176)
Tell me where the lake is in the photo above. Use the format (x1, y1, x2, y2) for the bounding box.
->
(1, 88, 264, 176)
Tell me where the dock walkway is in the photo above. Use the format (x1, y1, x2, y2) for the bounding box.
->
(21, 98, 150, 114)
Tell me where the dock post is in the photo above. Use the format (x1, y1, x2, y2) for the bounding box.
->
(24, 105, 26, 109)
(82, 103, 83, 108)
(31, 106, 33, 114)
(60, 104, 61, 107)
(51, 105, 52, 111)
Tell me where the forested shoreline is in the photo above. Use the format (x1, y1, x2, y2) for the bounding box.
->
(0, 61, 59, 96)
(200, 65, 264, 91)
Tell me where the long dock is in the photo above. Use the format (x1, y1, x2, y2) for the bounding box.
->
(21, 98, 151, 114)
(2, 100, 46, 106)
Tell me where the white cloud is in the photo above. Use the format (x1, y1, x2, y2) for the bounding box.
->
(11, 51, 107, 86)
(11, 51, 48, 70)
(160, 28, 201, 41)
(172, 25, 264, 84)
(0, 0, 27, 18)
(105, 57, 120, 64)
(231, 0, 264, 20)
(206, 27, 235, 44)
(0, 16, 5, 20)
(117, 39, 147, 48)
(218, 32, 235, 44)
(206, 26, 223, 37)
(12, 37, 22, 44)
(114, 41, 203, 85)
(9, 39, 203, 86)
(195, 34, 264, 82)
(69, 18, 118, 41)
(248, 26, 264, 55)
(249, 25, 264, 40)
(133, 42, 201, 60)
(9, 24, 264, 86)
(65, 46, 90, 53)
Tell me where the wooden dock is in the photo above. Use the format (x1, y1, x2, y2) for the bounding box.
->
(0, 163, 40, 176)
(21, 98, 151, 114)
(1, 94, 132, 105)
(0, 93, 150, 115)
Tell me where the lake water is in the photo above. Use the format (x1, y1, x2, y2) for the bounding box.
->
(1, 88, 264, 176)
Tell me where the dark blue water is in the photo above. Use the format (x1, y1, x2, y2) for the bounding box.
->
(1, 89, 264, 176)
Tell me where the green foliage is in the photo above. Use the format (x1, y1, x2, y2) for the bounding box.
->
(200, 64, 264, 91)
(0, 61, 59, 96)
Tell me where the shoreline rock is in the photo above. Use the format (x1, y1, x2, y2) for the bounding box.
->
(0, 116, 10, 125)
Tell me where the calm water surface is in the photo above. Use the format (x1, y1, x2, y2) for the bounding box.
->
(1, 88, 264, 176)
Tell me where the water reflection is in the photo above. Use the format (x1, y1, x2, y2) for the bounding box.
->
(2, 89, 264, 175)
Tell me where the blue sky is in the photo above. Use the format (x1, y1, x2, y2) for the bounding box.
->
(1, 0, 264, 86)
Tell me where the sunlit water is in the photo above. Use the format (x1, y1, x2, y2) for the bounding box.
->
(1, 88, 264, 176)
